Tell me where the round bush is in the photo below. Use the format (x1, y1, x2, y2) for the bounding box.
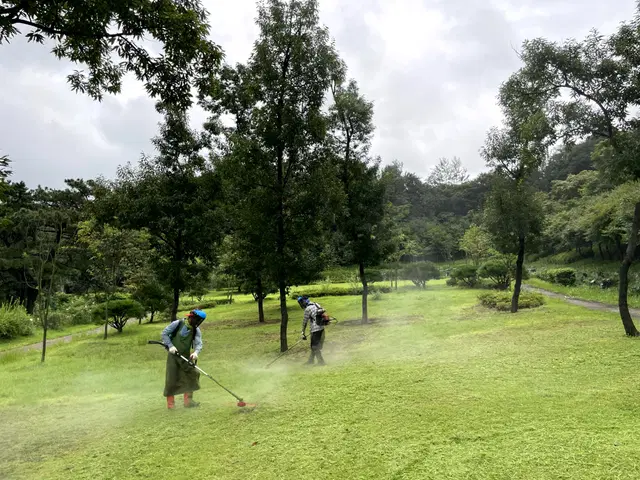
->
(450, 265, 478, 287)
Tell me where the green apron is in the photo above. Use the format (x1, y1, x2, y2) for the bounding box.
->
(163, 322, 200, 397)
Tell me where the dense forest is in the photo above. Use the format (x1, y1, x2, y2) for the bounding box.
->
(2, 0, 640, 355)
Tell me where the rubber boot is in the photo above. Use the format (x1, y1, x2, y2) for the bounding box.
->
(184, 392, 200, 408)
(315, 351, 326, 366)
(305, 350, 315, 365)
(167, 395, 175, 410)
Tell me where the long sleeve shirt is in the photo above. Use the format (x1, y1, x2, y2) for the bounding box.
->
(302, 302, 324, 334)
(161, 319, 203, 355)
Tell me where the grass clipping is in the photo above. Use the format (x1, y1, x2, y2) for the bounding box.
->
(478, 291, 545, 311)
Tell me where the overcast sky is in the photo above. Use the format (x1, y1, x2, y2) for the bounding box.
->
(1, 0, 637, 189)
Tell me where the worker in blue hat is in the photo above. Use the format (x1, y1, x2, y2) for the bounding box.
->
(161, 309, 207, 409)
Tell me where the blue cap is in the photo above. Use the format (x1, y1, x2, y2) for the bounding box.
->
(191, 309, 206, 320)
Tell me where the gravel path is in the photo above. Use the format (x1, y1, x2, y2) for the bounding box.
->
(523, 284, 640, 317)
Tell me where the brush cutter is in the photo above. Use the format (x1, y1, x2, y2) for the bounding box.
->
(264, 337, 305, 368)
(148, 340, 248, 407)
(264, 316, 338, 369)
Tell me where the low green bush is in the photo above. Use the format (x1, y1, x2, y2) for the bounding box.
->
(290, 285, 392, 299)
(478, 257, 513, 290)
(546, 251, 583, 264)
(478, 291, 545, 311)
(539, 268, 577, 286)
(320, 267, 358, 283)
(48, 295, 96, 326)
(401, 262, 441, 288)
(0, 301, 34, 339)
(180, 299, 219, 311)
(450, 265, 478, 287)
(44, 312, 65, 330)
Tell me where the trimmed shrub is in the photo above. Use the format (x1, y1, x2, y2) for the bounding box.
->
(478, 291, 545, 311)
(0, 301, 34, 339)
(401, 262, 441, 289)
(540, 268, 577, 286)
(446, 277, 458, 287)
(180, 299, 219, 311)
(92, 299, 145, 333)
(478, 257, 513, 290)
(290, 285, 392, 299)
(450, 265, 478, 287)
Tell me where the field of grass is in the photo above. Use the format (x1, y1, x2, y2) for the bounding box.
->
(3, 281, 640, 479)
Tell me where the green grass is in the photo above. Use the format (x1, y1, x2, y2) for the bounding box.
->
(2, 282, 640, 479)
(526, 277, 640, 309)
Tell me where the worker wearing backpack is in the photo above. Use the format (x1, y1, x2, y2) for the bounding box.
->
(161, 309, 206, 409)
(298, 296, 329, 366)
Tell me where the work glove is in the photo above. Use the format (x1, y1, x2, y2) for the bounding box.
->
(190, 352, 198, 361)
(300, 332, 307, 341)
(168, 346, 178, 355)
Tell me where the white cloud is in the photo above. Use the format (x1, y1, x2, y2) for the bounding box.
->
(1, 0, 637, 188)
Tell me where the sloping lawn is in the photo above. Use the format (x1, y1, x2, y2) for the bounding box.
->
(2, 282, 640, 479)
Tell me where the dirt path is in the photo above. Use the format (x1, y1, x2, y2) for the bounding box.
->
(0, 320, 142, 355)
(0, 326, 105, 355)
(523, 284, 640, 317)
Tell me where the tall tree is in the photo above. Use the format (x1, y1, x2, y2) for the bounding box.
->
(426, 157, 469, 186)
(103, 109, 223, 321)
(329, 77, 390, 323)
(20, 187, 82, 362)
(77, 221, 149, 339)
(481, 94, 552, 312)
(459, 224, 493, 265)
(210, 0, 341, 351)
(509, 25, 640, 334)
(218, 235, 277, 323)
(0, 155, 9, 200)
(0, 0, 222, 110)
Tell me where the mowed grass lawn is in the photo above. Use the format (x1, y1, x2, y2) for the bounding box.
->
(2, 282, 640, 479)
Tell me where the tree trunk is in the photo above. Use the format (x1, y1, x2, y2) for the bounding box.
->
(171, 287, 180, 322)
(394, 264, 398, 290)
(41, 243, 59, 362)
(258, 296, 265, 323)
(598, 243, 604, 261)
(257, 276, 265, 323)
(278, 279, 288, 352)
(618, 202, 640, 336)
(359, 262, 369, 324)
(103, 296, 109, 340)
(276, 183, 288, 351)
(616, 238, 625, 261)
(41, 303, 48, 364)
(149, 310, 155, 323)
(511, 236, 525, 313)
(171, 231, 183, 321)
(25, 286, 38, 314)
